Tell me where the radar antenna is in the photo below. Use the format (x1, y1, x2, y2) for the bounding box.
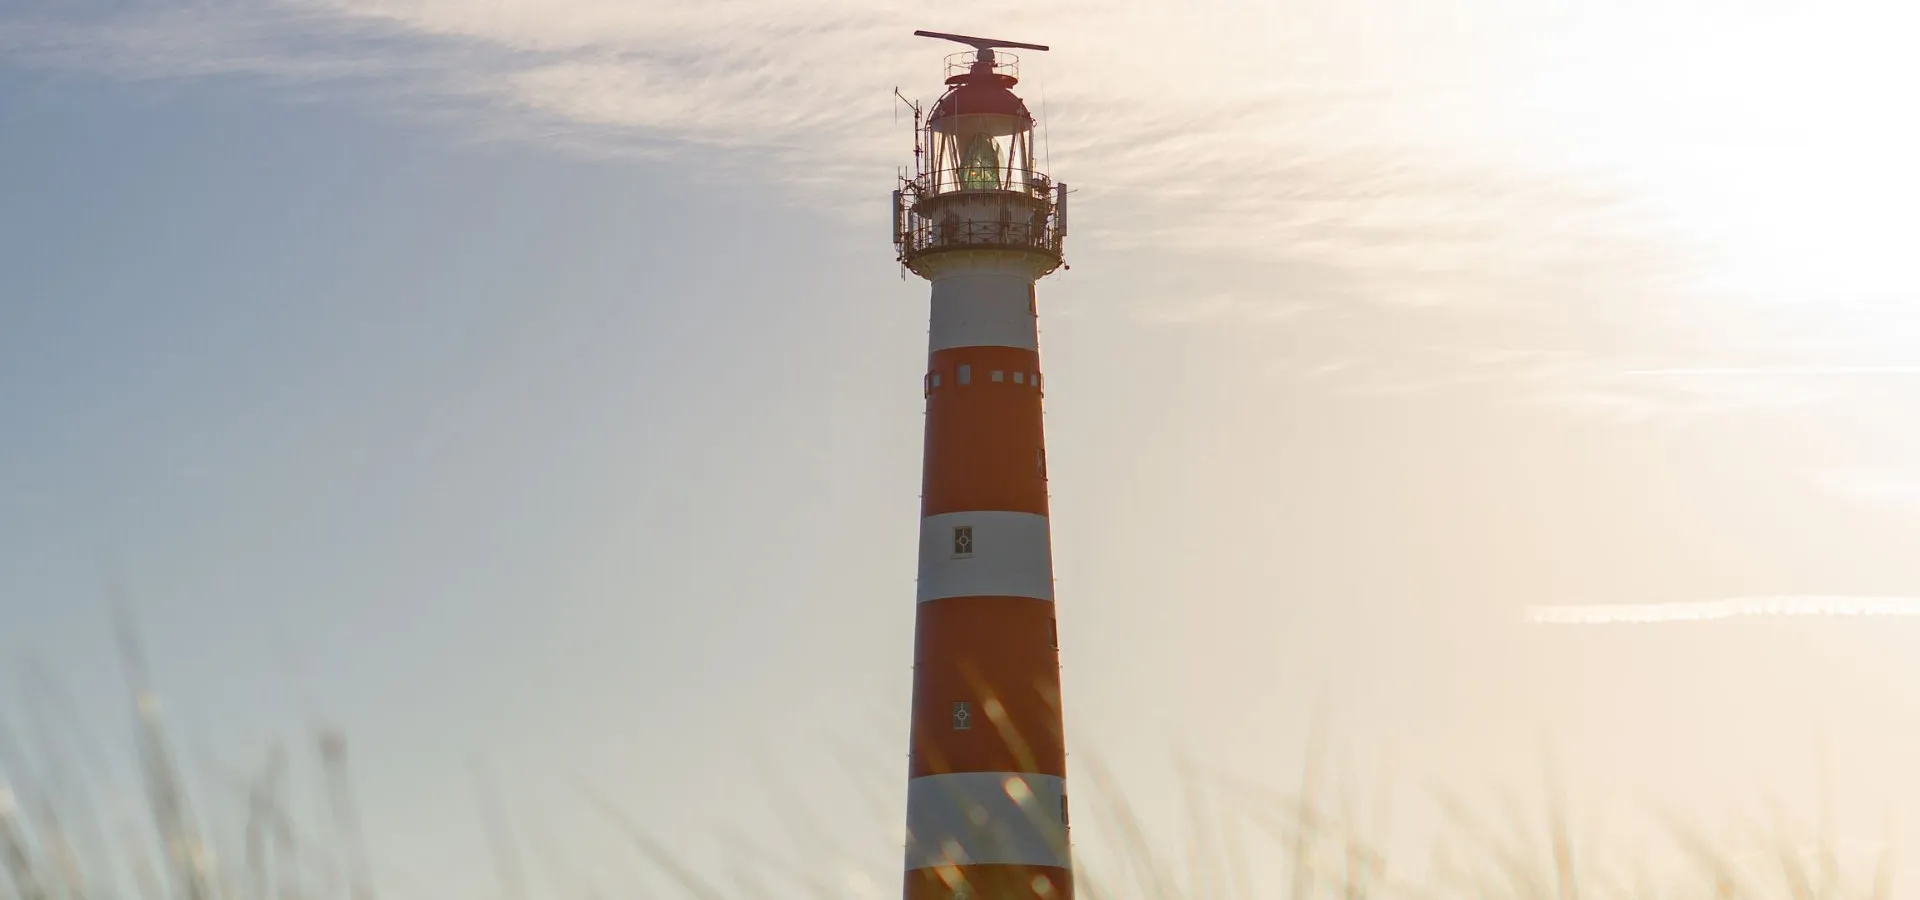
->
(912, 30, 1049, 64)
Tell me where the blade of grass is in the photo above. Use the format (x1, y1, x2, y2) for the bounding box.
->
(577, 780, 729, 900)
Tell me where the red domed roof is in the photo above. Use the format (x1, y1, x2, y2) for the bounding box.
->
(929, 70, 1033, 125)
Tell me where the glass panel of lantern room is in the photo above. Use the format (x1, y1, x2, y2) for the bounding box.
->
(958, 132, 1003, 190)
(936, 112, 1027, 193)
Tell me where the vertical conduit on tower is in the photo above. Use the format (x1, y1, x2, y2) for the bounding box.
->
(896, 30, 1072, 900)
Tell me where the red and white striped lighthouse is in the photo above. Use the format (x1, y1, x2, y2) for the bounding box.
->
(894, 30, 1072, 900)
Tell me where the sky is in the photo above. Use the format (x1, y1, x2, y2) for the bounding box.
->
(6, 0, 1920, 896)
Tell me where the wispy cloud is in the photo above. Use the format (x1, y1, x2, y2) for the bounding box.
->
(1542, 360, 1920, 420)
(9, 0, 1917, 416)
(1817, 468, 1920, 510)
(1527, 596, 1920, 624)
(1626, 366, 1920, 378)
(1, 4, 422, 83)
(0, 1, 1656, 259)
(1530, 368, 1839, 424)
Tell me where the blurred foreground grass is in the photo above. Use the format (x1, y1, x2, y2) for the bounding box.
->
(0, 622, 1897, 900)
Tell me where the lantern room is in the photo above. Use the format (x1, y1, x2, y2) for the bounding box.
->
(926, 48, 1043, 196)
(895, 31, 1067, 277)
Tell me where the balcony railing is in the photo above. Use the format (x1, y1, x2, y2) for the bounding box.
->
(893, 169, 1066, 269)
(912, 167, 1052, 200)
(896, 215, 1063, 263)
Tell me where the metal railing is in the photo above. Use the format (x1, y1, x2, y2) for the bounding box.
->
(896, 214, 1063, 262)
(943, 50, 1019, 82)
(910, 166, 1053, 199)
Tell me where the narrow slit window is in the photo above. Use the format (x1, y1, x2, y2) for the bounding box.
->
(991, 370, 1005, 383)
(1013, 372, 1025, 384)
(958, 364, 971, 385)
(952, 525, 974, 557)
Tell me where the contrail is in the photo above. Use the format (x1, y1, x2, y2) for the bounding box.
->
(1526, 595, 1920, 624)
(1622, 366, 1920, 377)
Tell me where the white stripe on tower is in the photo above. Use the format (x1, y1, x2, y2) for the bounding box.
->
(904, 772, 1071, 868)
(929, 266, 1043, 353)
(917, 512, 1055, 603)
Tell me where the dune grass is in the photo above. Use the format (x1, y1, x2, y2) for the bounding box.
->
(0, 620, 1899, 900)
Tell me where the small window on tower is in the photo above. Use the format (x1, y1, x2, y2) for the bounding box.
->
(952, 701, 973, 730)
(991, 370, 1005, 383)
(932, 373, 942, 388)
(1061, 793, 1070, 827)
(1013, 372, 1025, 384)
(958, 364, 972, 385)
(952, 525, 974, 558)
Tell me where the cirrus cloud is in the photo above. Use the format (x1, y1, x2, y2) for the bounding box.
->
(9, 0, 1911, 413)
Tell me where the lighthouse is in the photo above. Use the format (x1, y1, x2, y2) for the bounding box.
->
(894, 30, 1072, 900)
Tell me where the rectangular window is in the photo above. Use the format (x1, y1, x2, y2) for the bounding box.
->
(1037, 448, 1047, 479)
(952, 525, 974, 557)
(991, 370, 1004, 383)
(1050, 618, 1058, 649)
(958, 364, 971, 385)
(932, 373, 942, 387)
(1061, 793, 1070, 827)
(952, 701, 973, 730)
(1013, 372, 1025, 384)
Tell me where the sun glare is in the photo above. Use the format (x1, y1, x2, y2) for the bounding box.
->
(1526, 4, 1920, 312)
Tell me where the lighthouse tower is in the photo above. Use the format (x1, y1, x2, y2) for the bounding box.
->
(894, 30, 1072, 900)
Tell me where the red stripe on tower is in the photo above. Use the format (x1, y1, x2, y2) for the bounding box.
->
(895, 31, 1072, 900)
